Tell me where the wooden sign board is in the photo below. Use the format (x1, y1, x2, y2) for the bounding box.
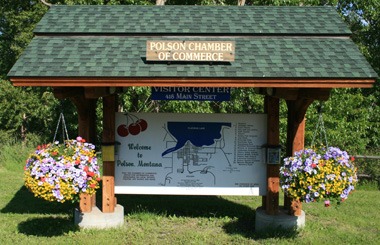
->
(146, 40, 235, 62)
(114, 112, 267, 196)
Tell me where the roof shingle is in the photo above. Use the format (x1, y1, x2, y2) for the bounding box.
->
(8, 37, 377, 79)
(7, 5, 378, 86)
(34, 5, 351, 36)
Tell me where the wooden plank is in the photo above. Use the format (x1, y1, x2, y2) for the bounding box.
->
(102, 95, 117, 213)
(70, 95, 98, 213)
(269, 88, 331, 101)
(79, 193, 93, 213)
(70, 96, 97, 144)
(10, 77, 376, 88)
(264, 96, 280, 215)
(53, 87, 84, 99)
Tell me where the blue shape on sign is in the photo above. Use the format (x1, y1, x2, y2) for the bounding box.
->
(162, 122, 231, 156)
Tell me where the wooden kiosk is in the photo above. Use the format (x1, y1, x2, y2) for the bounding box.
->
(8, 5, 377, 229)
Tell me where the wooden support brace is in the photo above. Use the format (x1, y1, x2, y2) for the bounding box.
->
(284, 98, 314, 212)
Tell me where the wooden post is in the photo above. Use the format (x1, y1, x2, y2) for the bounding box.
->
(284, 98, 313, 214)
(71, 96, 97, 145)
(102, 94, 117, 213)
(71, 95, 97, 213)
(264, 96, 280, 215)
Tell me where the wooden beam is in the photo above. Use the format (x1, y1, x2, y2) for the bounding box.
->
(102, 94, 117, 213)
(272, 88, 331, 101)
(84, 87, 119, 99)
(10, 77, 376, 88)
(53, 87, 84, 99)
(264, 96, 280, 215)
(70, 95, 97, 213)
(258, 88, 331, 100)
(70, 96, 97, 144)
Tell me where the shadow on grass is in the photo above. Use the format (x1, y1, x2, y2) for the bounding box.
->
(117, 194, 299, 239)
(1, 185, 298, 239)
(224, 219, 299, 240)
(1, 186, 76, 215)
(18, 217, 79, 237)
(117, 194, 253, 218)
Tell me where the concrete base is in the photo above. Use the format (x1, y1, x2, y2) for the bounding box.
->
(255, 206, 305, 232)
(74, 204, 124, 229)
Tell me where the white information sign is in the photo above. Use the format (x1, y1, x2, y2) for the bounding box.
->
(115, 113, 267, 196)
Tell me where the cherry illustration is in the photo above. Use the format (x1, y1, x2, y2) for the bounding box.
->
(121, 113, 148, 136)
(117, 124, 129, 137)
(128, 123, 141, 135)
(137, 119, 148, 131)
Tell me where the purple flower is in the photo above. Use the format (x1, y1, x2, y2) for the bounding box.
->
(305, 194, 312, 203)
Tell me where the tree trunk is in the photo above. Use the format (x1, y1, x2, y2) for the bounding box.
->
(21, 113, 27, 145)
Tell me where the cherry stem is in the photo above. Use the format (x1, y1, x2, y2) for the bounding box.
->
(124, 113, 139, 124)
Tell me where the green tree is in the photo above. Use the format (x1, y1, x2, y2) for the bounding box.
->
(337, 0, 380, 150)
(0, 80, 59, 144)
(0, 1, 47, 78)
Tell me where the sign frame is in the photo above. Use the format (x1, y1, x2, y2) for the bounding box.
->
(114, 113, 268, 196)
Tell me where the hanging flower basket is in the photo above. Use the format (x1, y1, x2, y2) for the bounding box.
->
(280, 147, 357, 207)
(24, 136, 101, 203)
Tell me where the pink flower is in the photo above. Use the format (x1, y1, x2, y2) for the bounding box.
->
(324, 200, 330, 207)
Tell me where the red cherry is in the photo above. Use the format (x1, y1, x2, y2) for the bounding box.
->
(128, 123, 141, 135)
(117, 124, 129, 137)
(137, 119, 148, 131)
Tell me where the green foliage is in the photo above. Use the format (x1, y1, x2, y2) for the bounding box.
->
(336, 0, 380, 151)
(0, 1, 47, 78)
(338, 1, 380, 72)
(118, 87, 264, 114)
(56, 0, 155, 5)
(0, 142, 33, 172)
(0, 80, 78, 144)
(305, 89, 374, 154)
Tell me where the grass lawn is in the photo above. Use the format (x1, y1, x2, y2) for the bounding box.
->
(0, 145, 379, 244)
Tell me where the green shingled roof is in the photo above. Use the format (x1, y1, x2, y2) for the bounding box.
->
(8, 36, 377, 79)
(35, 5, 350, 35)
(7, 5, 378, 84)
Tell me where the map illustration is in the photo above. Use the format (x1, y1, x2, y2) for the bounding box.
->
(161, 122, 232, 187)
